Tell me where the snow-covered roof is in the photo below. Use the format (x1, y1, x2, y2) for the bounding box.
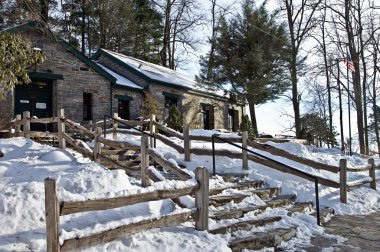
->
(100, 49, 197, 89)
(96, 49, 228, 99)
(94, 62, 143, 90)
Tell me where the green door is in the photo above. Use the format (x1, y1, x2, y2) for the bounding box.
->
(15, 81, 53, 131)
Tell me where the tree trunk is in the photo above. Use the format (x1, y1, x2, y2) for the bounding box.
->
(247, 96, 258, 135)
(373, 64, 380, 155)
(357, 2, 369, 154)
(39, 0, 49, 23)
(291, 53, 301, 138)
(321, 11, 333, 147)
(285, 0, 301, 138)
(337, 61, 345, 152)
(160, 0, 172, 67)
(345, 0, 365, 154)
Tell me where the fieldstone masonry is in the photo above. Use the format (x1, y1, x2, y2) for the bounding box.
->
(0, 29, 111, 130)
(0, 23, 244, 132)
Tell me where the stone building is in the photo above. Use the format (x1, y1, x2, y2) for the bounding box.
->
(0, 21, 244, 132)
(0, 21, 114, 131)
(93, 49, 244, 130)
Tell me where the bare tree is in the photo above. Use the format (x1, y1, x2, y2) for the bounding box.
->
(157, 0, 205, 69)
(279, 0, 323, 138)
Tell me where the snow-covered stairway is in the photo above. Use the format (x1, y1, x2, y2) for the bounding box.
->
(97, 146, 142, 175)
(207, 176, 320, 251)
(98, 146, 188, 180)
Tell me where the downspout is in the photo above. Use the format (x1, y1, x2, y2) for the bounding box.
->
(110, 82, 113, 116)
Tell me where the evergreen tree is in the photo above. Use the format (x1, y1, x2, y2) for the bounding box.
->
(199, 0, 289, 133)
(299, 113, 338, 147)
(0, 33, 44, 100)
(239, 114, 256, 140)
(165, 104, 183, 132)
(58, 0, 163, 60)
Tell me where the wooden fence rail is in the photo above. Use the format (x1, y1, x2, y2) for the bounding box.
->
(8, 110, 378, 206)
(44, 167, 209, 252)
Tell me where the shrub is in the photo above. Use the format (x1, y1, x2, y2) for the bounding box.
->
(239, 114, 256, 140)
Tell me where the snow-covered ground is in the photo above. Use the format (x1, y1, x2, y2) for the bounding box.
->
(0, 133, 379, 251)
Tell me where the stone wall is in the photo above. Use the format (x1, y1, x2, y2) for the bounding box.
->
(147, 83, 244, 130)
(182, 92, 243, 130)
(148, 83, 185, 122)
(0, 30, 111, 130)
(111, 88, 143, 120)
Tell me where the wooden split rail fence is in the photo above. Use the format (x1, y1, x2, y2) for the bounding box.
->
(44, 167, 209, 252)
(147, 115, 378, 204)
(9, 110, 190, 184)
(8, 110, 378, 204)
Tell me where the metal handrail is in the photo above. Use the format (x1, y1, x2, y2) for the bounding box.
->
(212, 134, 321, 226)
(103, 115, 156, 148)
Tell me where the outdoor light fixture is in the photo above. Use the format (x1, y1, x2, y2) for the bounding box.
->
(32, 47, 42, 52)
(31, 45, 43, 72)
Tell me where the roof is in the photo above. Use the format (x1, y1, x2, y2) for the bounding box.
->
(95, 62, 143, 91)
(93, 49, 227, 99)
(2, 21, 117, 84)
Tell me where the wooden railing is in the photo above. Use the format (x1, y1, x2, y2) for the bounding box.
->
(147, 115, 377, 203)
(9, 110, 191, 184)
(9, 110, 378, 204)
(44, 167, 209, 252)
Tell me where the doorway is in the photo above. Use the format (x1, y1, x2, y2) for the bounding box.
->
(14, 81, 53, 131)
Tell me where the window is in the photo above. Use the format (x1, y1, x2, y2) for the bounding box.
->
(83, 93, 92, 120)
(118, 99, 130, 120)
(228, 109, 239, 132)
(165, 96, 178, 108)
(201, 103, 214, 130)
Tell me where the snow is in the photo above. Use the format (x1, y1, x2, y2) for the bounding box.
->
(99, 49, 226, 97)
(94, 62, 143, 90)
(0, 133, 379, 251)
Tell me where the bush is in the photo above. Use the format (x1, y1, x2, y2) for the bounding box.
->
(239, 114, 256, 140)
(140, 91, 161, 120)
(165, 104, 183, 132)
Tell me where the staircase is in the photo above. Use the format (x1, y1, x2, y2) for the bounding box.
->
(206, 175, 316, 251)
(93, 145, 334, 251)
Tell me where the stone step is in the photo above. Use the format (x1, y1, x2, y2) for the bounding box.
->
(210, 194, 296, 220)
(287, 201, 313, 216)
(209, 187, 280, 207)
(33, 137, 58, 147)
(266, 194, 296, 208)
(209, 194, 250, 206)
(209, 216, 282, 234)
(243, 187, 281, 200)
(101, 149, 139, 156)
(209, 180, 264, 195)
(311, 207, 335, 225)
(228, 227, 297, 251)
(215, 173, 249, 182)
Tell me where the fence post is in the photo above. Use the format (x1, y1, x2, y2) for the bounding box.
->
(89, 120, 93, 132)
(150, 114, 156, 148)
(44, 178, 60, 252)
(93, 127, 102, 163)
(339, 159, 347, 204)
(15, 114, 22, 133)
(57, 109, 66, 149)
(184, 128, 191, 161)
(195, 167, 209, 231)
(141, 135, 151, 187)
(242, 131, 248, 170)
(368, 158, 377, 190)
(23, 111, 30, 138)
(112, 113, 118, 140)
